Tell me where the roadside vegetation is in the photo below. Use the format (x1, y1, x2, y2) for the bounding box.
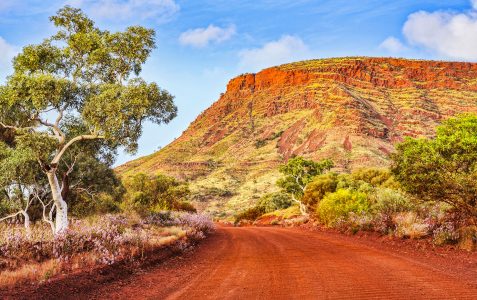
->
(235, 114, 477, 251)
(0, 6, 214, 288)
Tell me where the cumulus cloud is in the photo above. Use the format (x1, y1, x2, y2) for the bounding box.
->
(401, 1, 477, 60)
(179, 24, 236, 48)
(0, 36, 17, 81)
(238, 35, 310, 72)
(379, 36, 407, 53)
(71, 0, 179, 23)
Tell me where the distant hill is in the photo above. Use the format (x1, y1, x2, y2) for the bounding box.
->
(117, 57, 477, 217)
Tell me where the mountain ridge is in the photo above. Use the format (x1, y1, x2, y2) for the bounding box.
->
(117, 57, 477, 215)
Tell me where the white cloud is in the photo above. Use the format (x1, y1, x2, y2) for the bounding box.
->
(472, 0, 477, 9)
(238, 35, 310, 72)
(0, 36, 17, 81)
(179, 25, 236, 48)
(401, 1, 477, 60)
(379, 36, 407, 53)
(72, 0, 179, 23)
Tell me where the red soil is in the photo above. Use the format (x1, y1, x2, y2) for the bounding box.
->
(4, 226, 477, 299)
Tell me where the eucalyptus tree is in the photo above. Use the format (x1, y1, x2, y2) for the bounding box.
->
(277, 157, 334, 216)
(0, 6, 177, 233)
(392, 114, 477, 223)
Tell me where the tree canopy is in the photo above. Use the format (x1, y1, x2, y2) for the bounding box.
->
(391, 114, 477, 222)
(0, 6, 177, 233)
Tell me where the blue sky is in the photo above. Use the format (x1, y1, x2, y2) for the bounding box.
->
(1, 0, 476, 165)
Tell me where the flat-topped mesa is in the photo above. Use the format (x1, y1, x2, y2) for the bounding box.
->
(226, 58, 477, 95)
(118, 57, 477, 213)
(186, 57, 477, 136)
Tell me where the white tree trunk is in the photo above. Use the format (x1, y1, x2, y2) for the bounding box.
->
(46, 171, 68, 234)
(292, 194, 308, 217)
(21, 210, 31, 238)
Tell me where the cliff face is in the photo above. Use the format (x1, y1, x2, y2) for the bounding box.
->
(117, 57, 477, 215)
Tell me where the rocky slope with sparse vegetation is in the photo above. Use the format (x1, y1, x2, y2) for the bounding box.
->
(117, 57, 477, 217)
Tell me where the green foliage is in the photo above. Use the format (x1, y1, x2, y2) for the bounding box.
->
(302, 168, 398, 211)
(277, 156, 334, 199)
(70, 193, 121, 218)
(0, 6, 177, 228)
(302, 173, 338, 207)
(391, 114, 477, 221)
(316, 189, 370, 226)
(121, 173, 194, 215)
(369, 188, 413, 216)
(233, 192, 292, 223)
(257, 192, 293, 213)
(350, 168, 397, 188)
(234, 206, 266, 223)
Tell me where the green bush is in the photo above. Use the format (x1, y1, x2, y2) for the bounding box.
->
(71, 193, 121, 217)
(350, 168, 396, 187)
(302, 173, 338, 207)
(121, 173, 194, 215)
(316, 189, 370, 226)
(257, 192, 293, 213)
(370, 188, 413, 216)
(234, 206, 266, 223)
(367, 188, 413, 233)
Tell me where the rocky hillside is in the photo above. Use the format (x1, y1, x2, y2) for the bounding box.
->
(117, 57, 477, 216)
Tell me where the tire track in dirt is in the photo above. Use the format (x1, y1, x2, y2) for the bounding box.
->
(7, 226, 477, 299)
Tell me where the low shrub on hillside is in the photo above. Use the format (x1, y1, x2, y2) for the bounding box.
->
(121, 173, 196, 215)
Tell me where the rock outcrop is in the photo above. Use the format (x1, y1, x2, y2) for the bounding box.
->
(117, 57, 477, 215)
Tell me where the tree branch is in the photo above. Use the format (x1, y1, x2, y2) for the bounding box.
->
(51, 134, 105, 165)
(37, 109, 66, 144)
(0, 122, 34, 131)
(0, 211, 23, 222)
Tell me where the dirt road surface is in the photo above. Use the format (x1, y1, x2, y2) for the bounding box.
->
(7, 226, 477, 299)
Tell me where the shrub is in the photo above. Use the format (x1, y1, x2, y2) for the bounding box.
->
(141, 211, 176, 227)
(316, 189, 370, 227)
(368, 188, 413, 233)
(393, 212, 430, 239)
(350, 168, 397, 188)
(370, 188, 413, 215)
(433, 222, 459, 245)
(302, 173, 338, 207)
(121, 173, 193, 215)
(234, 206, 266, 224)
(257, 192, 293, 213)
(177, 213, 215, 234)
(173, 201, 197, 213)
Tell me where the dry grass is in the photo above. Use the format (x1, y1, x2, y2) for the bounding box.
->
(0, 212, 213, 288)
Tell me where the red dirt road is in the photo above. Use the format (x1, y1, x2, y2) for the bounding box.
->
(7, 226, 477, 299)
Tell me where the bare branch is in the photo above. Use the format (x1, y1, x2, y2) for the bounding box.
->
(0, 211, 23, 223)
(0, 122, 34, 131)
(33, 190, 55, 232)
(37, 109, 66, 144)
